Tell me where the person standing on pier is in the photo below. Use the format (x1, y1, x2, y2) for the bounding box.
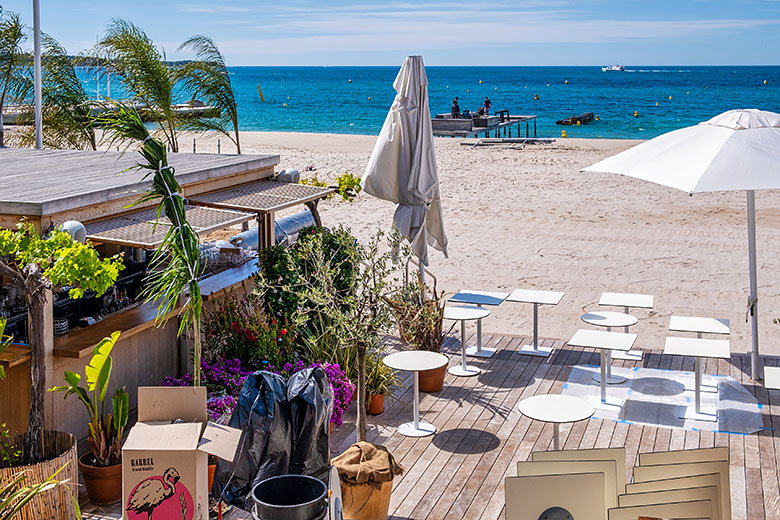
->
(484, 96, 492, 114)
(452, 97, 461, 118)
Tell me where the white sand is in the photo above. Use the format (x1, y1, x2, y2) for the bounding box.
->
(194, 131, 780, 358)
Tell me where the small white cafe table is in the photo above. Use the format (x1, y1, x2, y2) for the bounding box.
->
(443, 305, 490, 377)
(663, 336, 730, 422)
(599, 292, 653, 360)
(764, 366, 780, 390)
(505, 289, 566, 357)
(383, 351, 449, 437)
(568, 329, 637, 411)
(581, 311, 639, 383)
(669, 316, 730, 393)
(517, 394, 595, 450)
(448, 290, 509, 358)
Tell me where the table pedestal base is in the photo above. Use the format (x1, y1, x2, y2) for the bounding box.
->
(592, 373, 627, 385)
(611, 349, 643, 361)
(466, 345, 496, 358)
(683, 378, 719, 393)
(448, 365, 480, 377)
(398, 421, 436, 437)
(518, 344, 553, 357)
(588, 396, 624, 412)
(678, 407, 718, 422)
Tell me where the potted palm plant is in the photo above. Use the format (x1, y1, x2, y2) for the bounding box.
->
(365, 353, 399, 415)
(50, 331, 128, 505)
(386, 278, 447, 392)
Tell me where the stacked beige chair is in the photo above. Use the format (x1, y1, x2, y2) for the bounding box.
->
(506, 446, 729, 520)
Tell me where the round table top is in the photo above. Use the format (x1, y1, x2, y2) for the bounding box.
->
(383, 350, 449, 372)
(581, 311, 638, 328)
(443, 305, 491, 321)
(517, 394, 595, 424)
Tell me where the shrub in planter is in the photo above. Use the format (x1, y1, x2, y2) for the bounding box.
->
(203, 294, 296, 370)
(50, 331, 128, 505)
(365, 354, 399, 415)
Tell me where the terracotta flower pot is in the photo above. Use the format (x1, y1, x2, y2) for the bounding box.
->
(208, 463, 217, 491)
(419, 364, 446, 393)
(367, 394, 385, 415)
(78, 452, 122, 505)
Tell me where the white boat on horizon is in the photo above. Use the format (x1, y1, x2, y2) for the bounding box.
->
(602, 65, 625, 72)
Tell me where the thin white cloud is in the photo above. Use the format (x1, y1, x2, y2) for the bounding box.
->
(177, 4, 251, 13)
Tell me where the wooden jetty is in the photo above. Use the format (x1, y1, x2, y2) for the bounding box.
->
(84, 330, 780, 520)
(432, 112, 537, 138)
(556, 112, 594, 125)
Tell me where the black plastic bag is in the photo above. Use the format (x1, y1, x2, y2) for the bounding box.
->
(213, 371, 291, 509)
(287, 367, 333, 481)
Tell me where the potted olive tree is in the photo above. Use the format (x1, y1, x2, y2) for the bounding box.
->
(50, 331, 128, 504)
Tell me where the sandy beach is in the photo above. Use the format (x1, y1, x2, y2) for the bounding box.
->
(193, 131, 780, 358)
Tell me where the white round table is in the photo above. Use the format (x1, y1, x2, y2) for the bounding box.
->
(581, 312, 639, 384)
(383, 351, 449, 437)
(517, 394, 595, 450)
(443, 306, 491, 377)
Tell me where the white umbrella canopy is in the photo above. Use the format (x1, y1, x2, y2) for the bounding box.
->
(361, 55, 448, 266)
(583, 108, 780, 380)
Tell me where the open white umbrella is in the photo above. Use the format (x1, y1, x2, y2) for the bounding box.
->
(361, 55, 448, 266)
(583, 109, 780, 380)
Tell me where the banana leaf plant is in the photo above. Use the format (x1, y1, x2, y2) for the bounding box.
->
(49, 331, 128, 467)
(95, 103, 204, 385)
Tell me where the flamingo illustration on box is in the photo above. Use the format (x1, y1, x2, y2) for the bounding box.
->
(126, 468, 193, 520)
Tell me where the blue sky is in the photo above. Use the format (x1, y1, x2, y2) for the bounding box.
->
(2, 1, 779, 66)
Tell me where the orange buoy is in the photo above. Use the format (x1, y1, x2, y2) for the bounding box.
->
(595, 115, 600, 120)
(634, 110, 638, 117)
(669, 95, 672, 100)
(562, 130, 567, 138)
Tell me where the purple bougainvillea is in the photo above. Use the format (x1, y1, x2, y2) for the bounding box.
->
(161, 357, 354, 426)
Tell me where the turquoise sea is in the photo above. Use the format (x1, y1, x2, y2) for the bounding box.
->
(82, 66, 780, 139)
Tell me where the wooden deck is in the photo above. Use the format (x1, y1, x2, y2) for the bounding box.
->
(83, 331, 780, 519)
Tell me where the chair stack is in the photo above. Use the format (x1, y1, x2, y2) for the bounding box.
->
(506, 447, 729, 520)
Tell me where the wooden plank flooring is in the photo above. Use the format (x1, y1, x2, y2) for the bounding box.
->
(83, 332, 780, 519)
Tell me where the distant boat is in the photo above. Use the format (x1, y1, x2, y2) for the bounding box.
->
(602, 65, 625, 72)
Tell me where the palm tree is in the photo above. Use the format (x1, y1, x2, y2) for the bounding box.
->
(13, 35, 96, 150)
(176, 35, 241, 153)
(95, 19, 180, 151)
(0, 10, 28, 147)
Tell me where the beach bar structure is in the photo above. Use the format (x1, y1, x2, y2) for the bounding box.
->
(432, 112, 537, 138)
(0, 148, 333, 441)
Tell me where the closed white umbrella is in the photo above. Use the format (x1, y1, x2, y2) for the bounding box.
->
(361, 55, 448, 266)
(583, 109, 780, 380)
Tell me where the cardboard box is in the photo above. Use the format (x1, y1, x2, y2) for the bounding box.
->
(122, 387, 242, 520)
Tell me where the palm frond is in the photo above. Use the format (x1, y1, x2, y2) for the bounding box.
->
(93, 19, 179, 151)
(177, 35, 240, 153)
(98, 104, 204, 383)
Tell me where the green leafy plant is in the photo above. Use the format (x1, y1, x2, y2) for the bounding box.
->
(0, 223, 123, 464)
(0, 464, 81, 519)
(365, 352, 399, 400)
(0, 423, 21, 469)
(50, 331, 128, 467)
(300, 172, 362, 202)
(96, 103, 205, 385)
(176, 35, 241, 153)
(202, 293, 296, 370)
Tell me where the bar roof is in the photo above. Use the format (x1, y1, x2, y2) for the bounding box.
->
(0, 148, 279, 217)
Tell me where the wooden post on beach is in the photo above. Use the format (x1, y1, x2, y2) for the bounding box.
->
(526, 122, 529, 137)
(193, 138, 196, 153)
(534, 120, 537, 137)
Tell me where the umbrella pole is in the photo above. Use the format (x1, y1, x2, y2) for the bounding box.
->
(747, 190, 761, 380)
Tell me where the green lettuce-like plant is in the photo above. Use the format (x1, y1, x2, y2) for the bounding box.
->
(50, 331, 128, 467)
(0, 223, 123, 464)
